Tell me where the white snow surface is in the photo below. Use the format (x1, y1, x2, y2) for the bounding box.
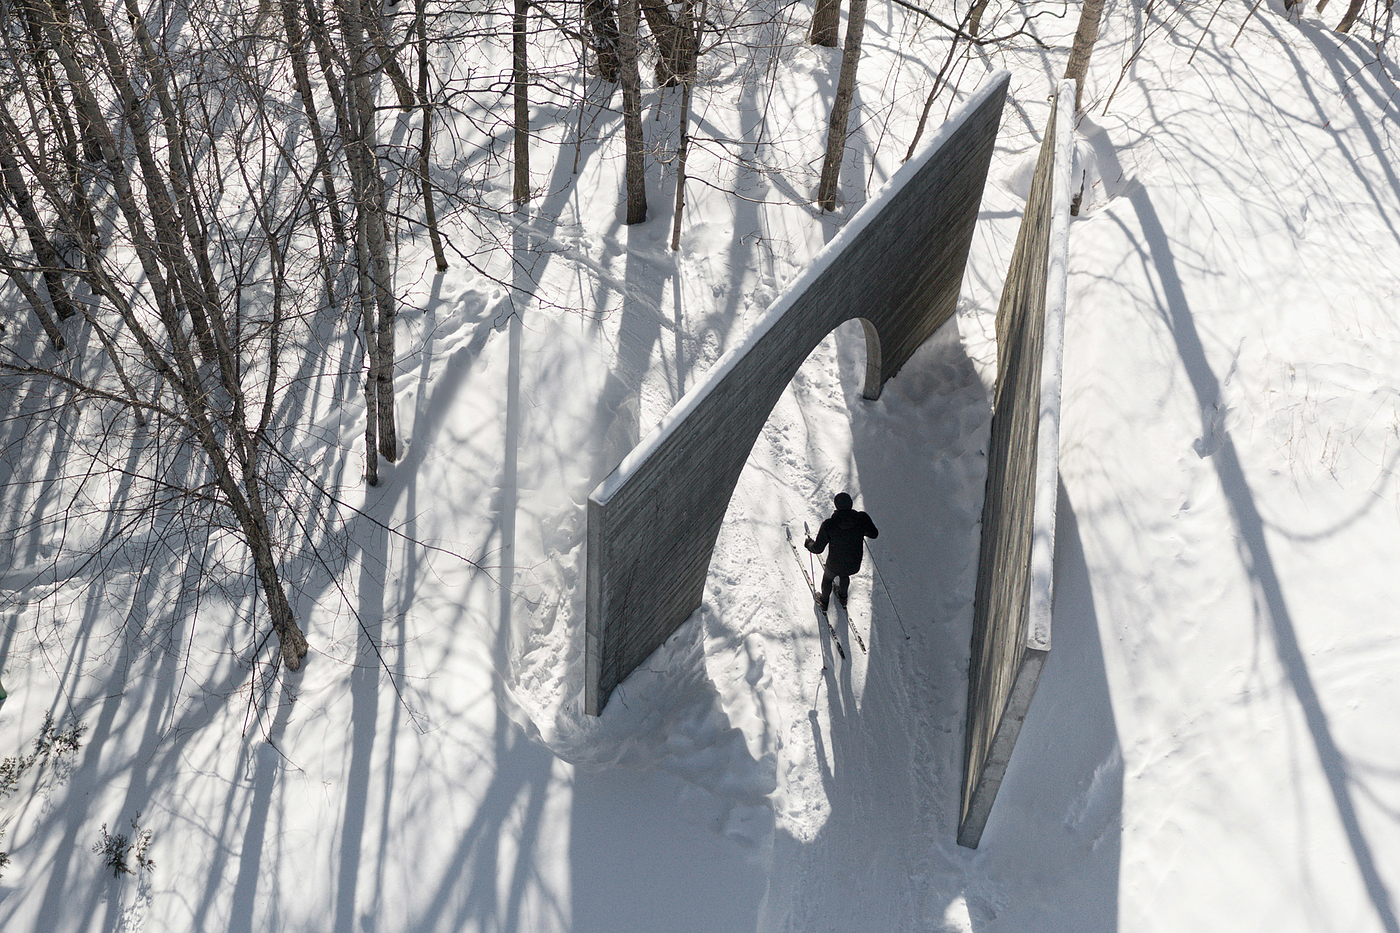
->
(3, 5, 1399, 933)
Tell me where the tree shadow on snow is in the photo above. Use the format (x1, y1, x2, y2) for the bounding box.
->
(1125, 184, 1399, 933)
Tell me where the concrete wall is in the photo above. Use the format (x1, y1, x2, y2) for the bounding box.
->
(586, 73, 1012, 715)
(958, 82, 1074, 848)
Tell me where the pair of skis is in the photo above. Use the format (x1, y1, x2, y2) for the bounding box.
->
(784, 522, 867, 660)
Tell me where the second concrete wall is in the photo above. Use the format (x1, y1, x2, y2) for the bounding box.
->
(958, 81, 1074, 848)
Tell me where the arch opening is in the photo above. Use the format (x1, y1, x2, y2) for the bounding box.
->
(858, 317, 883, 401)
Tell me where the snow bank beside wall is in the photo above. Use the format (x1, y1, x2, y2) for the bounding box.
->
(959, 81, 1074, 849)
(585, 74, 1012, 716)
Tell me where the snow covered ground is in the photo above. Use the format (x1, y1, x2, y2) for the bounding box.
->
(2, 2, 1399, 931)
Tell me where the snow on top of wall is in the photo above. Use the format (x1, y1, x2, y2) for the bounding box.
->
(1025, 79, 1076, 653)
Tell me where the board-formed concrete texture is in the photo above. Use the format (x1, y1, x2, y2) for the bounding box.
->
(585, 73, 1012, 716)
(958, 82, 1074, 848)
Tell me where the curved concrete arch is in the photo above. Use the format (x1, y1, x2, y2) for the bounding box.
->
(586, 74, 1011, 714)
(857, 317, 882, 400)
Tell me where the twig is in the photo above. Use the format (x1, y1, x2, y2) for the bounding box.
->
(1231, 0, 1266, 47)
(1188, 0, 1230, 64)
(887, 0, 1055, 46)
(905, 5, 978, 161)
(1102, 0, 1192, 115)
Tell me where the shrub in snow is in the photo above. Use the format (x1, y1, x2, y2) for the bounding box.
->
(93, 818, 155, 879)
(0, 714, 86, 879)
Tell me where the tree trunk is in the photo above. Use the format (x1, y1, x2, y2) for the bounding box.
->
(43, 0, 213, 366)
(122, 0, 230, 362)
(638, 0, 686, 85)
(1063, 0, 1106, 113)
(618, 0, 648, 224)
(303, 0, 394, 471)
(278, 0, 347, 242)
(12, 0, 83, 182)
(243, 509, 310, 669)
(302, 0, 350, 127)
(355, 207, 381, 486)
(371, 176, 396, 462)
(584, 0, 622, 81)
(0, 134, 81, 326)
(232, 397, 308, 670)
(22, 0, 103, 162)
(809, 0, 840, 46)
(1335, 0, 1364, 30)
(34, 0, 195, 375)
(816, 0, 868, 210)
(513, 0, 530, 204)
(341, 0, 399, 462)
(967, 0, 991, 35)
(416, 0, 447, 270)
(671, 0, 701, 250)
(0, 239, 67, 350)
(66, 0, 223, 364)
(362, 2, 416, 110)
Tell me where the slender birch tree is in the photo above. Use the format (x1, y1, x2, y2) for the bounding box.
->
(1064, 0, 1106, 112)
(817, 0, 868, 210)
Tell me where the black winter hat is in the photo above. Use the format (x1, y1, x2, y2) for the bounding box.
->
(834, 492, 853, 510)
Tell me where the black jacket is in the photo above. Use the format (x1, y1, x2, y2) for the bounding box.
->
(807, 508, 879, 575)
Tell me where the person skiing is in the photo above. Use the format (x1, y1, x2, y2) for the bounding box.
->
(805, 492, 879, 612)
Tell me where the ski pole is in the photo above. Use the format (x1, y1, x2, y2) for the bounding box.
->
(865, 542, 910, 640)
(805, 524, 816, 584)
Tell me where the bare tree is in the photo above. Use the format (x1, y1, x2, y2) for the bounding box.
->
(339, 0, 400, 465)
(638, 0, 690, 84)
(415, 0, 448, 269)
(817, 0, 869, 209)
(585, 0, 623, 81)
(513, 0, 531, 203)
(0, 0, 316, 669)
(1064, 0, 1106, 113)
(278, 0, 348, 242)
(671, 0, 705, 249)
(0, 134, 80, 329)
(0, 0, 548, 688)
(362, 0, 416, 110)
(618, 0, 648, 223)
(902, 3, 977, 161)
